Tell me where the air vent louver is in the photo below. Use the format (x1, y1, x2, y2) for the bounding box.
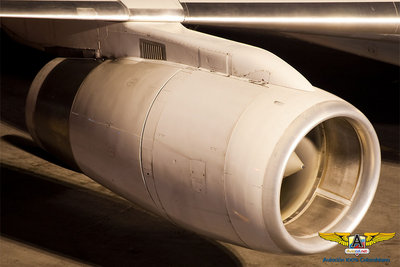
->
(140, 39, 166, 60)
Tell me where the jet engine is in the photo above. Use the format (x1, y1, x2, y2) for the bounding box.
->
(26, 57, 380, 254)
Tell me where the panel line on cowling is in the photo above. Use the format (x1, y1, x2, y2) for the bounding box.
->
(139, 68, 182, 219)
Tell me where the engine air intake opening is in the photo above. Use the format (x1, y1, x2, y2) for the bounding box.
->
(280, 118, 361, 237)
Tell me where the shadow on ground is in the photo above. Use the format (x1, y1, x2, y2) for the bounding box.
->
(2, 135, 77, 171)
(0, 165, 240, 267)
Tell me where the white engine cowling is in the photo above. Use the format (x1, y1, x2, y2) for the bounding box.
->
(26, 57, 380, 254)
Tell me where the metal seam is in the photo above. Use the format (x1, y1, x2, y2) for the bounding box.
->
(139, 68, 182, 220)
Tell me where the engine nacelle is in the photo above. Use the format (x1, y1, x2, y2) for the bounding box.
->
(26, 57, 380, 254)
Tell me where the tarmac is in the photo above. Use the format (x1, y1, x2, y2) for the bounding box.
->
(1, 29, 399, 266)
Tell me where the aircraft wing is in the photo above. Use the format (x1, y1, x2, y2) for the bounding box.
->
(1, 0, 398, 34)
(1, 0, 399, 64)
(0, 0, 183, 21)
(179, 0, 400, 65)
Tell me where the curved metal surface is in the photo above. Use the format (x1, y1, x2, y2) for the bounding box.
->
(182, 1, 400, 37)
(260, 100, 380, 254)
(1, 0, 399, 43)
(0, 0, 184, 21)
(28, 58, 101, 170)
(25, 55, 381, 254)
(0, 0, 130, 20)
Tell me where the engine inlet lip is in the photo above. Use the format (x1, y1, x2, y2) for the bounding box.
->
(262, 100, 380, 254)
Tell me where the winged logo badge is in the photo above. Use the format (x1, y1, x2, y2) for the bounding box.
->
(319, 232, 395, 256)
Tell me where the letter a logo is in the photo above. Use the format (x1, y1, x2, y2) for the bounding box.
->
(349, 234, 365, 248)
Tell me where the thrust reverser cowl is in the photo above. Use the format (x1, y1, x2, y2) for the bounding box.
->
(26, 57, 380, 254)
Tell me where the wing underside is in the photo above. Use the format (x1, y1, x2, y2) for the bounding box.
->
(1, 0, 399, 64)
(1, 0, 399, 34)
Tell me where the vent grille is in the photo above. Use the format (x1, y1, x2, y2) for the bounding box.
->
(140, 39, 166, 60)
